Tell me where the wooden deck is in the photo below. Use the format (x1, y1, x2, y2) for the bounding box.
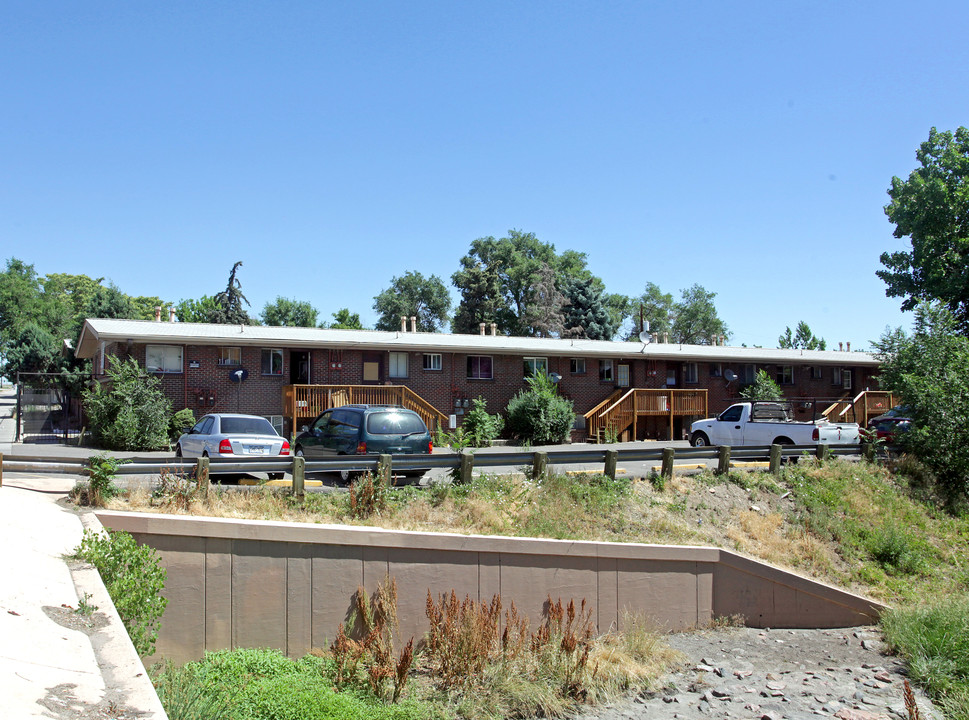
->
(283, 385, 449, 434)
(585, 388, 708, 442)
(821, 390, 896, 426)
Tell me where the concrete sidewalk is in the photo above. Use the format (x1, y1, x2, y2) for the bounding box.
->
(0, 387, 167, 719)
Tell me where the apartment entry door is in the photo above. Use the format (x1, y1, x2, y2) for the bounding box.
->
(290, 351, 310, 385)
(362, 352, 383, 384)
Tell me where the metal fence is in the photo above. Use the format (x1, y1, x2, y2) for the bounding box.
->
(15, 374, 84, 444)
(0, 443, 865, 489)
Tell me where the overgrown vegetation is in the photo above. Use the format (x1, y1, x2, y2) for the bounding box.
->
(883, 600, 969, 720)
(72, 453, 127, 507)
(82, 355, 172, 450)
(739, 369, 783, 401)
(73, 529, 168, 656)
(170, 408, 196, 442)
(153, 576, 679, 720)
(504, 372, 575, 445)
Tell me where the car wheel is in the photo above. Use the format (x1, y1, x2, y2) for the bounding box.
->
(295, 447, 304, 458)
(691, 433, 709, 447)
(175, 444, 182, 458)
(340, 468, 356, 482)
(268, 473, 283, 480)
(772, 437, 794, 446)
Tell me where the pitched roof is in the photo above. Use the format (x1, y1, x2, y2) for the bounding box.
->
(75, 318, 879, 366)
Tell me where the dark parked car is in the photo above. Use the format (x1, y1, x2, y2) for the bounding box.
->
(866, 406, 912, 444)
(293, 405, 433, 480)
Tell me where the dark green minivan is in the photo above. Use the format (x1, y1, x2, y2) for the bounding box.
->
(293, 404, 433, 479)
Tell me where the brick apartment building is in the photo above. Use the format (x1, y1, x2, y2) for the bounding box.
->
(76, 317, 882, 442)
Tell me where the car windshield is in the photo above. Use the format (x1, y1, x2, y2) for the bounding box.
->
(220, 417, 278, 435)
(366, 412, 426, 435)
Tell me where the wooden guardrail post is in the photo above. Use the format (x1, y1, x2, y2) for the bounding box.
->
(862, 442, 875, 462)
(815, 443, 829, 463)
(769, 444, 782, 475)
(604, 449, 618, 479)
(292, 456, 305, 499)
(459, 449, 474, 484)
(196, 457, 210, 493)
(717, 445, 731, 475)
(378, 454, 392, 487)
(661, 448, 674, 481)
(532, 451, 548, 482)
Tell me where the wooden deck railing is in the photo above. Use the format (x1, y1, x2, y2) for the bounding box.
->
(821, 391, 896, 426)
(585, 389, 708, 442)
(283, 385, 449, 434)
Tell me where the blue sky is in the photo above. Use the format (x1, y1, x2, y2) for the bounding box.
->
(3, 1, 966, 350)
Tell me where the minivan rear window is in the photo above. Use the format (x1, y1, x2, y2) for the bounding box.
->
(366, 412, 427, 435)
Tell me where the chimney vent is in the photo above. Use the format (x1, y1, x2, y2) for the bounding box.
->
(663, 332, 669, 344)
(479, 323, 486, 336)
(169, 307, 176, 322)
(839, 342, 844, 351)
(410, 316, 417, 333)
(401, 316, 407, 332)
(490, 322, 497, 336)
(847, 341, 851, 352)
(154, 306, 162, 322)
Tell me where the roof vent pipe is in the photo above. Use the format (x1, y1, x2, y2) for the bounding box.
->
(847, 341, 851, 352)
(479, 323, 486, 336)
(401, 316, 407, 332)
(154, 306, 162, 322)
(663, 332, 669, 344)
(490, 322, 497, 336)
(169, 307, 176, 322)
(410, 316, 417, 333)
(839, 342, 844, 351)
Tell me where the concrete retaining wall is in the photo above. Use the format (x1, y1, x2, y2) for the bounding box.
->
(97, 511, 885, 665)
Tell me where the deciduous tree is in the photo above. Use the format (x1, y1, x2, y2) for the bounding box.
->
(671, 284, 729, 344)
(879, 127, 969, 331)
(324, 308, 364, 330)
(261, 297, 319, 327)
(373, 271, 451, 332)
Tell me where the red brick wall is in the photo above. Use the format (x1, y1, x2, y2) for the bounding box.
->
(110, 343, 879, 438)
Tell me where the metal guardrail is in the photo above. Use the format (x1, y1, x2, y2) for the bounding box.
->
(0, 443, 865, 488)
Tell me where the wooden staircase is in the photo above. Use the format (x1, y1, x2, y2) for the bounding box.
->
(283, 384, 449, 435)
(584, 389, 708, 443)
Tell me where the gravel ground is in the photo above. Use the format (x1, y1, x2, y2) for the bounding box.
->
(571, 626, 941, 720)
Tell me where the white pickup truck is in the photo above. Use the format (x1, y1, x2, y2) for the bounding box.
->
(689, 402, 860, 447)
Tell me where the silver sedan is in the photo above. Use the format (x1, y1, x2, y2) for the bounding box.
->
(175, 414, 290, 459)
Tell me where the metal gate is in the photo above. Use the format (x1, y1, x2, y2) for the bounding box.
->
(16, 374, 84, 443)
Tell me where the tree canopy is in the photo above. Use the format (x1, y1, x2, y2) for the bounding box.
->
(210, 261, 253, 324)
(561, 275, 619, 340)
(373, 271, 451, 332)
(879, 127, 969, 332)
(778, 321, 826, 350)
(671, 284, 729, 344)
(874, 304, 969, 506)
(324, 308, 364, 330)
(261, 297, 319, 327)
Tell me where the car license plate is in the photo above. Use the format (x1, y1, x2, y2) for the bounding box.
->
(248, 446, 267, 455)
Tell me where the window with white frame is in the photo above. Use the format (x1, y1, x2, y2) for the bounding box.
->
(146, 345, 183, 373)
(423, 353, 442, 371)
(617, 364, 630, 387)
(570, 358, 586, 374)
(266, 415, 283, 435)
(599, 359, 614, 382)
(388, 352, 408, 378)
(684, 362, 698, 384)
(523, 357, 548, 377)
(218, 347, 241, 366)
(776, 365, 794, 385)
(467, 355, 493, 379)
(809, 366, 823, 380)
(842, 369, 852, 390)
(261, 348, 283, 375)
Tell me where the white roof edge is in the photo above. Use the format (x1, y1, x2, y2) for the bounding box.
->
(75, 318, 880, 366)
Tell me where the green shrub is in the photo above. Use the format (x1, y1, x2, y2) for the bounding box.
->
(461, 397, 504, 447)
(867, 523, 922, 574)
(74, 529, 168, 656)
(882, 600, 969, 719)
(739, 369, 783, 401)
(170, 408, 196, 441)
(83, 356, 172, 450)
(504, 372, 575, 445)
(83, 453, 127, 507)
